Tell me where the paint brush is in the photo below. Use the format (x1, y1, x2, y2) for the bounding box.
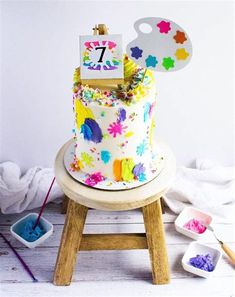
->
(33, 177, 55, 229)
(0, 232, 38, 282)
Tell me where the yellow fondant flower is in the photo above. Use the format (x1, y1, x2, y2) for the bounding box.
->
(175, 48, 189, 60)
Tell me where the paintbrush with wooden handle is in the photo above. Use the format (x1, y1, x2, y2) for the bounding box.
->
(202, 223, 235, 265)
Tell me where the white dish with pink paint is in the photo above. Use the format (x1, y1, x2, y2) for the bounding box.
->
(174, 207, 213, 240)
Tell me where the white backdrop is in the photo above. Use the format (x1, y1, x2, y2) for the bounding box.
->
(0, 1, 234, 171)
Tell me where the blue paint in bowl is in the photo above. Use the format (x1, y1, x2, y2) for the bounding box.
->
(11, 213, 53, 248)
(19, 219, 46, 242)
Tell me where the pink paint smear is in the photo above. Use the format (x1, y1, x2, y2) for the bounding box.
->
(183, 218, 207, 234)
(85, 172, 105, 187)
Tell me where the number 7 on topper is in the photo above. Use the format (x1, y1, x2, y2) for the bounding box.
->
(80, 34, 123, 83)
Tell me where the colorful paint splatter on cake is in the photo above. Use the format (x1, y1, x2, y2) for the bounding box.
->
(72, 55, 158, 188)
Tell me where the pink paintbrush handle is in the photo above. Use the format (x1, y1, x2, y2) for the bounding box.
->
(33, 177, 55, 229)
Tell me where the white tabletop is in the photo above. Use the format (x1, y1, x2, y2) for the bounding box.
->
(54, 139, 176, 211)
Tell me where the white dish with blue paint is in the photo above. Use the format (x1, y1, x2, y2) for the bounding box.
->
(10, 213, 53, 249)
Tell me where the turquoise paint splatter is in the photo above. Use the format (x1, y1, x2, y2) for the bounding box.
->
(144, 103, 151, 122)
(101, 150, 111, 164)
(136, 139, 148, 156)
(138, 173, 146, 182)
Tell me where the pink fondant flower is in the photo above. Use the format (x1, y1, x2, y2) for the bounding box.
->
(108, 122, 126, 138)
(85, 172, 105, 187)
(156, 21, 171, 34)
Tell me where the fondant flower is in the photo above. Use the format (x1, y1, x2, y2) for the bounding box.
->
(130, 46, 143, 59)
(175, 48, 189, 60)
(85, 172, 105, 187)
(108, 122, 126, 138)
(156, 21, 171, 34)
(162, 57, 175, 70)
(173, 30, 187, 44)
(145, 55, 158, 68)
(136, 139, 148, 156)
(81, 152, 94, 167)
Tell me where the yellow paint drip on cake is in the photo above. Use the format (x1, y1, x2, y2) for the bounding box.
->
(121, 158, 135, 182)
(75, 100, 95, 129)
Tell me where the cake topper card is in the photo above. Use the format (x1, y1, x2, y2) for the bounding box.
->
(126, 17, 192, 72)
(80, 34, 123, 82)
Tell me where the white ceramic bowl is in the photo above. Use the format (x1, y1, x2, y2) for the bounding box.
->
(10, 213, 53, 248)
(174, 206, 213, 240)
(182, 241, 222, 278)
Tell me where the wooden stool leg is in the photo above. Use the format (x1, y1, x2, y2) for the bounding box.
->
(53, 199, 88, 285)
(61, 195, 69, 214)
(160, 197, 165, 214)
(142, 199, 170, 285)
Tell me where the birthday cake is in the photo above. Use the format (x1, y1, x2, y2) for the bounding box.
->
(64, 18, 192, 189)
(70, 56, 162, 188)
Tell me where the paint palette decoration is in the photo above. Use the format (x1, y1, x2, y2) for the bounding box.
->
(80, 34, 123, 80)
(126, 17, 192, 72)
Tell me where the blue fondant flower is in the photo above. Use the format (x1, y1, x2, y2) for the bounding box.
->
(145, 55, 158, 68)
(130, 46, 143, 60)
(101, 150, 111, 164)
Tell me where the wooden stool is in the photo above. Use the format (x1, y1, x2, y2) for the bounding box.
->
(53, 140, 176, 286)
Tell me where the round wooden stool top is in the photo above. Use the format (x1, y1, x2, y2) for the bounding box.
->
(54, 139, 176, 211)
